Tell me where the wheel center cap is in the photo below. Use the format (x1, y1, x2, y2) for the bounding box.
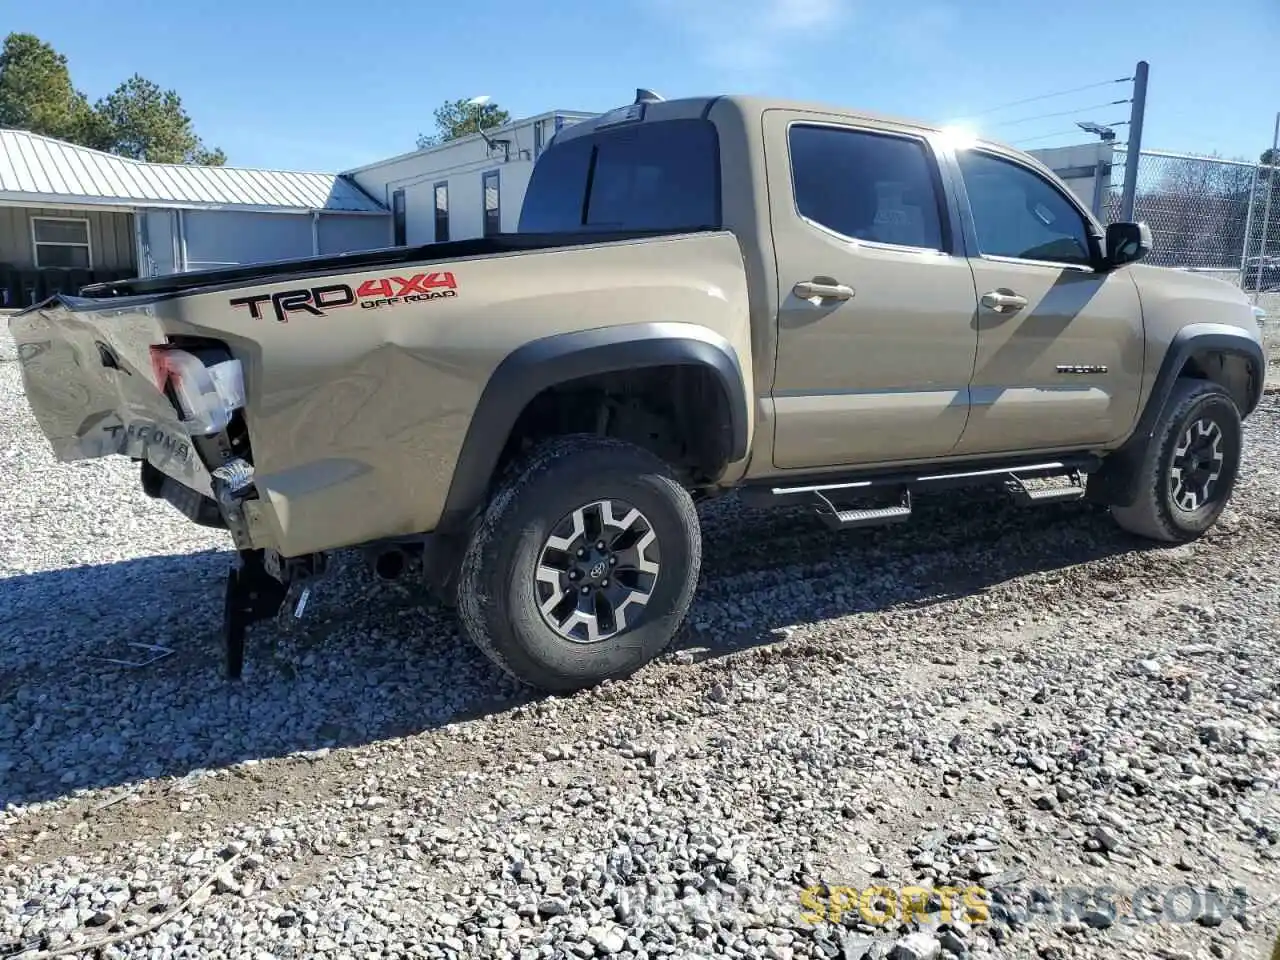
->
(588, 560, 608, 579)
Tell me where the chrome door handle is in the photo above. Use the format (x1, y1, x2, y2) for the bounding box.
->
(981, 290, 1028, 313)
(794, 278, 855, 301)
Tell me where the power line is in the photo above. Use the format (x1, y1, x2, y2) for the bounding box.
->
(1010, 129, 1087, 146)
(953, 77, 1133, 121)
(991, 99, 1132, 128)
(1010, 120, 1131, 146)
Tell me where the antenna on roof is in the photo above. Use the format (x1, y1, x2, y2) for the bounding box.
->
(634, 88, 664, 104)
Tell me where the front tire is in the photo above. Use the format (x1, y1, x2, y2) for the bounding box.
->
(1110, 378, 1242, 543)
(457, 435, 701, 692)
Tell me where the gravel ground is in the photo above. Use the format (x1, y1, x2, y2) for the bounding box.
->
(2, 340, 1280, 960)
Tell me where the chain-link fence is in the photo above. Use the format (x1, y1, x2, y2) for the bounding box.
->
(1099, 149, 1279, 318)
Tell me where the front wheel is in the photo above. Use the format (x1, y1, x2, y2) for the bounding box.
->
(1110, 378, 1243, 543)
(456, 435, 701, 692)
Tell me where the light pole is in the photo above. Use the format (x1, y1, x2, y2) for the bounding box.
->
(465, 94, 508, 160)
(465, 95, 491, 138)
(1077, 121, 1117, 218)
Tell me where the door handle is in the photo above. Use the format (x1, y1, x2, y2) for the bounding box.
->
(794, 278, 855, 301)
(981, 289, 1029, 313)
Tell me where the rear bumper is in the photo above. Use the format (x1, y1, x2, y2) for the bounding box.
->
(9, 299, 213, 493)
(8, 298, 271, 549)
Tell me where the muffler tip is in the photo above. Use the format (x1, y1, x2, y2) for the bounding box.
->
(372, 548, 407, 582)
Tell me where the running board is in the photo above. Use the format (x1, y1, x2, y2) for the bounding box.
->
(753, 457, 1099, 503)
(814, 490, 912, 530)
(1005, 471, 1086, 505)
(739, 455, 1100, 530)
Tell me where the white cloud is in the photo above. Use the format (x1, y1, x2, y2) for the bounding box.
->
(649, 0, 855, 80)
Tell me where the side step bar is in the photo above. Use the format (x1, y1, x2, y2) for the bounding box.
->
(741, 456, 1099, 531)
(1005, 471, 1086, 505)
(814, 489, 912, 530)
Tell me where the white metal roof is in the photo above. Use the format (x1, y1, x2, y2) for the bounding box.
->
(0, 128, 386, 214)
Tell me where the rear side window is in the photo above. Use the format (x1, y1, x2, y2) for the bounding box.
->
(789, 124, 945, 251)
(518, 118, 720, 233)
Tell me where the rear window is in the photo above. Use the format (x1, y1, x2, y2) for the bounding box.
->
(518, 118, 721, 233)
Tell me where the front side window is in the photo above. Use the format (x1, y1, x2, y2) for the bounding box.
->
(33, 217, 91, 268)
(957, 151, 1093, 265)
(483, 170, 500, 237)
(788, 124, 945, 251)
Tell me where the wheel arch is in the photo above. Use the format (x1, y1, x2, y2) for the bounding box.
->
(1089, 322, 1263, 507)
(435, 322, 749, 535)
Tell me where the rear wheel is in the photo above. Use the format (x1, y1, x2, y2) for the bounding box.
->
(456, 435, 701, 692)
(1110, 378, 1242, 543)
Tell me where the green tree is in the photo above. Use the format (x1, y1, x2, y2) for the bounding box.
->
(0, 32, 93, 141)
(90, 74, 225, 165)
(416, 98, 511, 149)
(0, 32, 225, 165)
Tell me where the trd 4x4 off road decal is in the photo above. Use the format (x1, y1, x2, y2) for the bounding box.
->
(230, 272, 458, 322)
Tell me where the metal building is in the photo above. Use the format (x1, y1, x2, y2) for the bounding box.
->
(345, 110, 594, 244)
(0, 128, 391, 307)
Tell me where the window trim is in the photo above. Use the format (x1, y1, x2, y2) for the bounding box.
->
(433, 180, 449, 243)
(482, 169, 501, 237)
(391, 188, 407, 246)
(954, 147, 1101, 272)
(784, 120, 956, 257)
(31, 216, 92, 269)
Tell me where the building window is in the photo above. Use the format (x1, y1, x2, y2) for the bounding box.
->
(434, 181, 449, 243)
(392, 188, 406, 245)
(483, 170, 501, 237)
(32, 217, 92, 268)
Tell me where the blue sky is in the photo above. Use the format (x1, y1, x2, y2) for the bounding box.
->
(2, 0, 1277, 173)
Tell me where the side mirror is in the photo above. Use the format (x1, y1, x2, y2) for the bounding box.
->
(1105, 221, 1153, 268)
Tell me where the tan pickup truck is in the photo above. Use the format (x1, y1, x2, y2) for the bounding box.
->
(10, 91, 1268, 692)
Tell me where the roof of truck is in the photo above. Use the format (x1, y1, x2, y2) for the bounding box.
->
(550, 94, 1029, 158)
(553, 94, 948, 141)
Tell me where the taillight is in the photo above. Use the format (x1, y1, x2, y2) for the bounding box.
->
(150, 346, 246, 435)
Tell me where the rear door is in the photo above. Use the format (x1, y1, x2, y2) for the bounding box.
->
(764, 110, 980, 470)
(950, 147, 1144, 456)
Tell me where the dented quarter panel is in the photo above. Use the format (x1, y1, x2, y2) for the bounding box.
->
(13, 232, 753, 557)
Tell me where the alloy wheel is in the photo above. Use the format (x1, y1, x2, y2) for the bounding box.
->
(534, 499, 661, 643)
(1169, 417, 1225, 512)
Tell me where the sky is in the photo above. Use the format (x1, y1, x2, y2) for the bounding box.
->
(2, 0, 1277, 174)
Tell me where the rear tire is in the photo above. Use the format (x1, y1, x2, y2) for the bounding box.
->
(456, 434, 701, 692)
(1110, 378, 1242, 543)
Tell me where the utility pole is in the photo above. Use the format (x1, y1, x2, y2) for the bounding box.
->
(1254, 111, 1280, 303)
(1119, 60, 1149, 221)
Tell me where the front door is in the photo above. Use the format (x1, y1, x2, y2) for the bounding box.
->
(950, 147, 1144, 456)
(764, 110, 980, 471)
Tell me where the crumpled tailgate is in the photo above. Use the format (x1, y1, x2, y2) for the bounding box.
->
(9, 299, 211, 491)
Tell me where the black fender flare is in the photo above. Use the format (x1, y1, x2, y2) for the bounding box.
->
(434, 322, 749, 534)
(1088, 322, 1265, 507)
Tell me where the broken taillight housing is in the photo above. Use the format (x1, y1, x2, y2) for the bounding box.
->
(150, 346, 246, 435)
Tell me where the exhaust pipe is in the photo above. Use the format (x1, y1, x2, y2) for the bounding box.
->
(368, 546, 408, 582)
